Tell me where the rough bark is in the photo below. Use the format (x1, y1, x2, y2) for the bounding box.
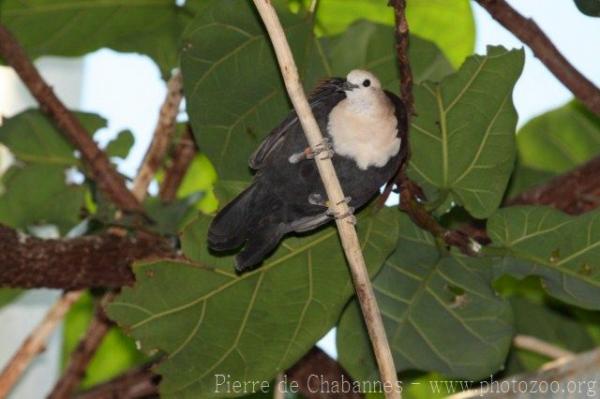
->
(0, 225, 175, 289)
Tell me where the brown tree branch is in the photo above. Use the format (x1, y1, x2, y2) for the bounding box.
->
(0, 225, 176, 289)
(475, 0, 600, 115)
(390, 0, 414, 117)
(0, 291, 83, 398)
(47, 292, 117, 399)
(0, 24, 142, 212)
(132, 71, 184, 201)
(506, 155, 600, 214)
(73, 362, 160, 399)
(159, 126, 197, 202)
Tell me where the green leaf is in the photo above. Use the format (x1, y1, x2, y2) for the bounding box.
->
(575, 0, 600, 16)
(0, 0, 195, 77)
(105, 129, 134, 159)
(0, 110, 106, 167)
(0, 288, 23, 308)
(179, 214, 231, 270)
(312, 0, 475, 67)
(144, 195, 200, 235)
(408, 46, 524, 218)
(324, 21, 454, 86)
(182, 0, 329, 185)
(517, 101, 600, 173)
(173, 154, 218, 214)
(337, 213, 513, 381)
(62, 293, 147, 388)
(0, 164, 85, 233)
(488, 206, 600, 310)
(108, 207, 399, 398)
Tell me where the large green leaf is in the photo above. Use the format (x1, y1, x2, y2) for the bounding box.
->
(337, 213, 513, 381)
(0, 110, 106, 167)
(0, 0, 195, 77)
(310, 0, 474, 67)
(324, 21, 454, 87)
(182, 0, 329, 185)
(108, 207, 399, 398)
(488, 206, 600, 310)
(517, 101, 600, 173)
(408, 46, 524, 218)
(0, 164, 85, 233)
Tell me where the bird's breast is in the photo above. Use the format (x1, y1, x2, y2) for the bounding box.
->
(327, 100, 401, 170)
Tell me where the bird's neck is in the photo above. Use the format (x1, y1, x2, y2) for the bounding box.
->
(345, 91, 392, 118)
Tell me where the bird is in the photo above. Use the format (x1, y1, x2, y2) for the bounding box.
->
(208, 69, 408, 272)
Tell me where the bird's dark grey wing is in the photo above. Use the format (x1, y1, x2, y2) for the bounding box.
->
(249, 78, 345, 170)
(384, 90, 409, 141)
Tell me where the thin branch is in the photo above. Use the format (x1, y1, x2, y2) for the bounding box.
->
(0, 24, 142, 212)
(513, 335, 574, 360)
(390, 0, 414, 117)
(475, 0, 600, 115)
(0, 291, 83, 398)
(132, 71, 184, 201)
(46, 293, 117, 399)
(0, 224, 176, 289)
(252, 1, 400, 398)
(447, 347, 600, 399)
(159, 126, 197, 202)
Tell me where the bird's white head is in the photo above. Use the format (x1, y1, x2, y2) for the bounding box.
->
(342, 69, 387, 115)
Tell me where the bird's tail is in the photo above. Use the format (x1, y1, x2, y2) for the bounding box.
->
(207, 184, 257, 252)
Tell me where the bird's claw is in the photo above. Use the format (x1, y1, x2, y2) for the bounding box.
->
(308, 193, 326, 207)
(336, 196, 352, 206)
(310, 138, 334, 160)
(289, 138, 334, 164)
(327, 206, 356, 225)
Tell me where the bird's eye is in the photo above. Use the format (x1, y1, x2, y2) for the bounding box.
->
(362, 79, 371, 87)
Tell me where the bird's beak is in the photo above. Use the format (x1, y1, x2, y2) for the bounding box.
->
(341, 81, 359, 92)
